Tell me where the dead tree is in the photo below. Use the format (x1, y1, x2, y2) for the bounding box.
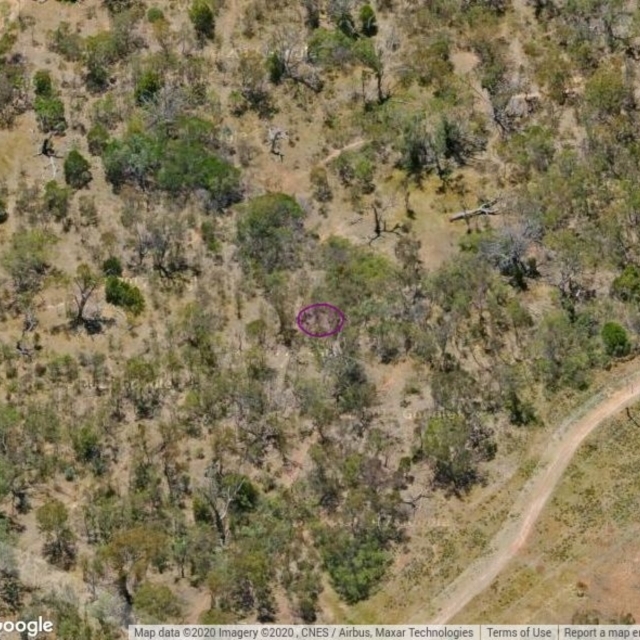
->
(15, 341, 33, 359)
(270, 28, 324, 92)
(368, 202, 403, 245)
(267, 126, 288, 162)
(22, 309, 38, 333)
(200, 461, 248, 547)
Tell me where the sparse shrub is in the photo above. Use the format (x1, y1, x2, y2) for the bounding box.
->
(0, 53, 28, 128)
(36, 500, 76, 569)
(64, 150, 92, 189)
(601, 322, 631, 357)
(2, 228, 55, 294)
(78, 195, 98, 226)
(105, 276, 145, 315)
(201, 220, 219, 252)
(84, 31, 121, 93)
(43, 180, 71, 222)
(87, 123, 109, 156)
(308, 28, 354, 69)
(134, 69, 163, 105)
(133, 582, 183, 623)
(103, 0, 134, 14)
(310, 166, 332, 202)
(48, 22, 84, 61)
(189, 0, 215, 42)
(48, 354, 79, 383)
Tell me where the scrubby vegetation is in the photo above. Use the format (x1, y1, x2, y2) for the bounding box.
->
(1, 0, 640, 631)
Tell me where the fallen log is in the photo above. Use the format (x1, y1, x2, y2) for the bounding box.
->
(449, 199, 499, 222)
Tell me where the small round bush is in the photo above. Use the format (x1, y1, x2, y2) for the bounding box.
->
(147, 6, 165, 22)
(64, 149, 92, 189)
(601, 321, 631, 357)
(102, 256, 123, 277)
(105, 276, 145, 315)
(359, 4, 378, 37)
(134, 70, 163, 105)
(189, 0, 215, 41)
(33, 70, 54, 97)
(87, 123, 109, 156)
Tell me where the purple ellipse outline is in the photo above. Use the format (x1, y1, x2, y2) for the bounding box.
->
(296, 303, 346, 338)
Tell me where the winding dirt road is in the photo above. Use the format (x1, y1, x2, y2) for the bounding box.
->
(411, 375, 640, 624)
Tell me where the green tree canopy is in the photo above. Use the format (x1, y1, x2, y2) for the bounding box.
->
(236, 193, 308, 278)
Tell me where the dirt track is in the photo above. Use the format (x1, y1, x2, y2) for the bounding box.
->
(411, 376, 640, 624)
(319, 139, 369, 166)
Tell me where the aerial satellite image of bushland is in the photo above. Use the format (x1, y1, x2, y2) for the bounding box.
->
(0, 0, 640, 635)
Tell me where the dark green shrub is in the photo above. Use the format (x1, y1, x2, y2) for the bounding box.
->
(317, 529, 389, 604)
(86, 63, 109, 93)
(64, 150, 92, 189)
(102, 256, 123, 276)
(0, 187, 8, 224)
(105, 276, 145, 315)
(72, 425, 101, 464)
(226, 474, 259, 515)
(193, 494, 214, 524)
(34, 96, 67, 133)
(146, 7, 165, 22)
(103, 123, 242, 209)
(87, 123, 109, 156)
(154, 137, 242, 209)
(134, 69, 163, 105)
(33, 70, 54, 97)
(601, 322, 631, 357)
(267, 52, 286, 85)
(336, 11, 357, 39)
(611, 265, 640, 303)
(189, 0, 215, 41)
(359, 4, 377, 36)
